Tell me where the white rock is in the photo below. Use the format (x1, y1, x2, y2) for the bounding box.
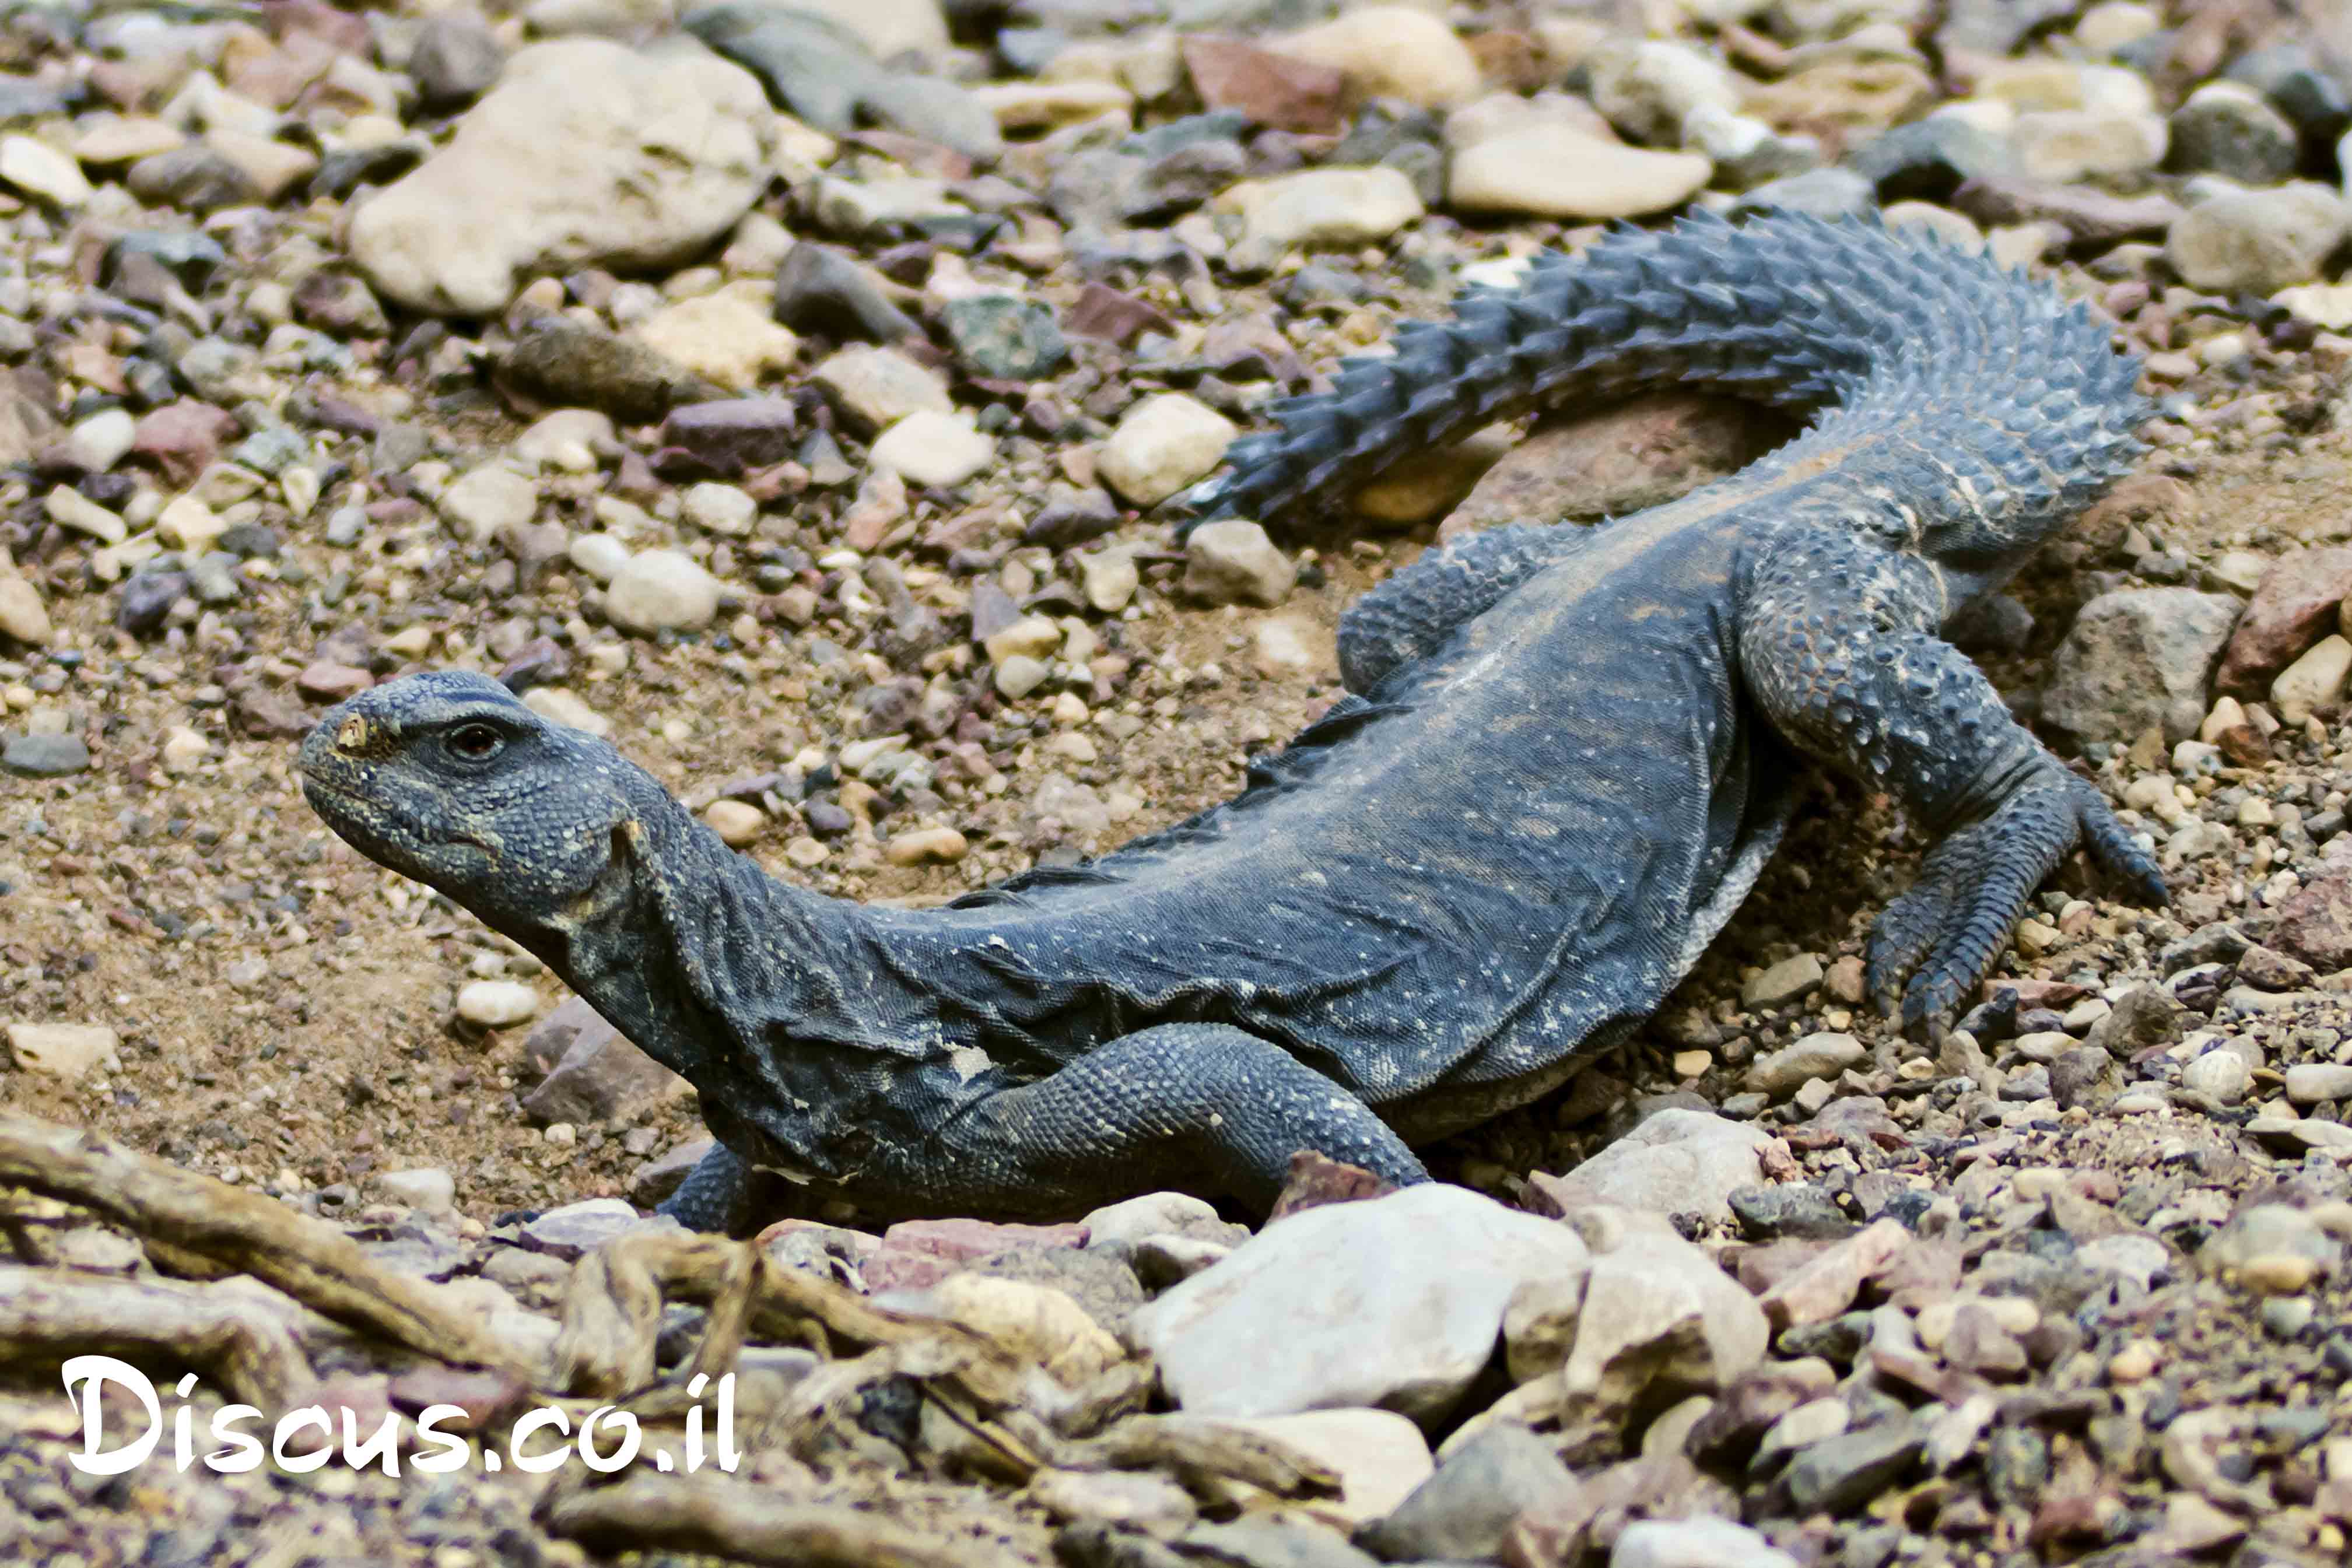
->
(1276, 8, 1480, 108)
(568, 532, 630, 583)
(515, 409, 614, 472)
(1079, 547, 1140, 613)
(629, 281, 798, 391)
(378, 1167, 457, 1212)
(2167, 183, 2352, 296)
(456, 980, 539, 1027)
(1080, 1190, 1225, 1248)
(682, 482, 757, 536)
(769, 0, 947, 60)
(44, 486, 126, 544)
(2273, 634, 2351, 725)
(1207, 1409, 1433, 1525)
(0, 135, 92, 206)
(5, 1022, 120, 1081)
(868, 409, 995, 487)
(1100, 394, 1236, 508)
(1132, 1184, 1591, 1423)
(67, 408, 138, 473)
(1586, 38, 1742, 146)
(160, 725, 211, 773)
(1215, 167, 1425, 272)
(814, 345, 951, 432)
(1536, 1109, 1780, 1225)
(606, 549, 721, 634)
(1449, 126, 1710, 220)
(1183, 519, 1292, 608)
(523, 686, 611, 736)
(0, 574, 50, 646)
(705, 799, 766, 846)
(2011, 108, 2167, 183)
(439, 464, 538, 544)
(2181, 1047, 2251, 1106)
(1613, 1518, 1801, 1568)
(349, 40, 773, 315)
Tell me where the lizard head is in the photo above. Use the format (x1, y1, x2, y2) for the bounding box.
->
(297, 670, 646, 939)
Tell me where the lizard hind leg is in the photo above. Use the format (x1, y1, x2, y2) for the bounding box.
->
(1337, 522, 1593, 693)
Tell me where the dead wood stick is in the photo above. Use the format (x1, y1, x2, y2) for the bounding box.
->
(536, 1471, 1011, 1568)
(0, 1116, 527, 1379)
(0, 1267, 317, 1409)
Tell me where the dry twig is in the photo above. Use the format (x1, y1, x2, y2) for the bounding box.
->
(535, 1471, 1014, 1568)
(0, 1267, 317, 1409)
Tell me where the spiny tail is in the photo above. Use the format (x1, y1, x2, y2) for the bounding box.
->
(1178, 209, 2146, 538)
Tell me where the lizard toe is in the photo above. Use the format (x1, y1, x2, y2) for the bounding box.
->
(2069, 773, 2168, 907)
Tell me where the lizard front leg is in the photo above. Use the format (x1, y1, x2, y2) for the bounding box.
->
(1738, 527, 2165, 1029)
(912, 1024, 1429, 1215)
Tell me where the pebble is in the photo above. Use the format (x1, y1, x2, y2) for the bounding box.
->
(1781, 1418, 1925, 1514)
(0, 134, 91, 206)
(1100, 393, 1236, 508)
(520, 1197, 640, 1260)
(5, 1022, 120, 1081)
(2273, 635, 2351, 725)
(2167, 81, 2300, 183)
(1357, 1423, 1577, 1562)
(2010, 107, 2167, 183)
(521, 685, 611, 738)
(885, 826, 969, 865)
(1613, 1518, 1802, 1568)
(2166, 183, 2352, 296)
(1530, 1109, 1778, 1224)
(1208, 1408, 1433, 1527)
(605, 549, 721, 636)
(1214, 167, 1425, 272)
(2, 734, 89, 777)
(868, 411, 995, 488)
(2042, 589, 2243, 746)
(439, 465, 538, 545)
(1275, 8, 1481, 110)
(0, 575, 50, 646)
(456, 980, 540, 1028)
(1744, 954, 1826, 1010)
(351, 40, 773, 315)
(1450, 126, 1710, 220)
(1183, 520, 1292, 609)
(705, 799, 765, 847)
(1078, 548, 1140, 614)
(682, 482, 756, 536)
(2286, 1063, 2352, 1104)
(1133, 1184, 1590, 1423)
(520, 998, 686, 1125)
(2181, 1046, 2252, 1105)
(378, 1167, 458, 1212)
(629, 283, 800, 392)
(813, 345, 951, 433)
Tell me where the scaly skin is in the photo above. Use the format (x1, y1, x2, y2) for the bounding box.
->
(300, 213, 2164, 1234)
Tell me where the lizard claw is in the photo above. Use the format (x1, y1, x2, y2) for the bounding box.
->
(1866, 767, 2165, 1035)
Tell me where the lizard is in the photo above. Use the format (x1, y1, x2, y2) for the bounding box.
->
(297, 211, 2165, 1234)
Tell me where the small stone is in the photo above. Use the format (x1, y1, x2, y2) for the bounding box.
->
(520, 1197, 640, 1260)
(1182, 35, 1345, 135)
(5, 1022, 120, 1081)
(2167, 183, 2352, 296)
(2010, 108, 2166, 183)
(1078, 548, 1140, 613)
(886, 826, 968, 865)
(812, 345, 951, 433)
(456, 980, 539, 1028)
(661, 398, 799, 476)
(1214, 167, 1425, 273)
(1745, 1032, 1864, 1098)
(940, 294, 1065, 381)
(1586, 37, 1741, 147)
(2286, 1064, 2352, 1104)
(0, 576, 50, 646)
(605, 549, 721, 635)
(439, 464, 538, 545)
(994, 655, 1050, 700)
(2168, 82, 2300, 184)
(1781, 1418, 1924, 1514)
(1183, 520, 1292, 608)
(869, 411, 994, 488)
(705, 799, 765, 846)
(519, 997, 687, 1124)
(2272, 634, 2351, 725)
(2181, 1047, 2252, 1105)
(378, 1168, 458, 1212)
(2042, 589, 2242, 746)
(2, 734, 88, 777)
(630, 282, 799, 392)
(1133, 1184, 1589, 1423)
(681, 482, 756, 536)
(1529, 1109, 1779, 1225)
(2217, 546, 2352, 693)
(1613, 1518, 1802, 1568)
(1100, 394, 1236, 508)
(409, 12, 507, 110)
(1743, 954, 1825, 1010)
(1356, 1423, 1578, 1562)
(0, 135, 91, 206)
(1275, 7, 1481, 110)
(1450, 125, 1710, 220)
(1758, 1218, 1911, 1329)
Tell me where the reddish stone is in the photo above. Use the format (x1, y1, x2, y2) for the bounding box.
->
(1066, 282, 1174, 345)
(387, 1366, 527, 1432)
(1981, 977, 2088, 1009)
(296, 660, 373, 701)
(2215, 545, 2352, 696)
(132, 400, 243, 487)
(2274, 870, 2352, 973)
(228, 679, 311, 740)
(1951, 176, 2182, 248)
(1267, 1150, 1393, 1221)
(1182, 36, 1346, 134)
(864, 1215, 1088, 1293)
(1757, 1216, 1911, 1329)
(658, 398, 797, 478)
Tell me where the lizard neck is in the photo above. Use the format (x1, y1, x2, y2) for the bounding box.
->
(526, 773, 878, 1084)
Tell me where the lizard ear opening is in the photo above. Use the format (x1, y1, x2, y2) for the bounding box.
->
(612, 819, 646, 865)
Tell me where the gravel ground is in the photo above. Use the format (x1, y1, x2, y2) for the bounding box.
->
(3, 0, 2352, 1563)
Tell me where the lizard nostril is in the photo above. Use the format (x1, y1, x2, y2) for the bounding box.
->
(336, 717, 370, 752)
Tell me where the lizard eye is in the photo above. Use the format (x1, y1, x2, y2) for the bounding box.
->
(443, 722, 505, 763)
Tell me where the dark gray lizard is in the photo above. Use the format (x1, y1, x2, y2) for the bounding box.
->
(298, 212, 2164, 1233)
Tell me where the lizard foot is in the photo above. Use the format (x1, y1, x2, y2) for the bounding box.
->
(1867, 769, 2165, 1032)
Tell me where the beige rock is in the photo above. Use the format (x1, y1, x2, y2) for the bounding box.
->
(0, 573, 51, 646)
(2167, 183, 2352, 296)
(2010, 108, 2166, 183)
(968, 80, 1134, 129)
(205, 129, 318, 201)
(349, 40, 772, 315)
(984, 616, 1063, 662)
(629, 282, 798, 391)
(869, 410, 994, 487)
(439, 464, 539, 545)
(156, 494, 226, 552)
(1184, 519, 1292, 608)
(0, 135, 90, 206)
(522, 686, 611, 736)
(814, 345, 951, 432)
(766, 0, 947, 59)
(885, 826, 969, 865)
(1205, 1409, 1433, 1526)
(1277, 8, 1480, 108)
(1099, 393, 1236, 508)
(6, 1023, 121, 1081)
(605, 549, 721, 634)
(1449, 126, 1709, 220)
(1078, 547, 1140, 613)
(706, 799, 766, 846)
(925, 1272, 1119, 1386)
(1215, 167, 1424, 271)
(1352, 425, 1514, 525)
(2273, 634, 2350, 725)
(72, 117, 186, 166)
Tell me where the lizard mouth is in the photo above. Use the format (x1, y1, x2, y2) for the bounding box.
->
(299, 777, 499, 867)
